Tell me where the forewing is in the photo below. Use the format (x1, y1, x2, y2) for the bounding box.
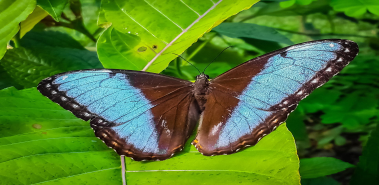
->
(38, 69, 199, 161)
(194, 39, 359, 155)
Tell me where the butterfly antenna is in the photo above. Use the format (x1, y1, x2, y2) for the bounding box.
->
(172, 53, 201, 74)
(203, 46, 233, 73)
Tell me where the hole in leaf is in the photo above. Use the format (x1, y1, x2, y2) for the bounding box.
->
(153, 45, 158, 50)
(138, 46, 147, 52)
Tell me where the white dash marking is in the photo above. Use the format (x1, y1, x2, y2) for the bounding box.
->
(211, 122, 222, 135)
(326, 67, 332, 72)
(297, 91, 303, 95)
(62, 76, 68, 80)
(338, 58, 343, 62)
(51, 90, 57, 94)
(345, 48, 350, 52)
(311, 79, 318, 83)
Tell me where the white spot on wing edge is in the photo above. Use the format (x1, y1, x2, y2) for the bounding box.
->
(62, 76, 68, 80)
(326, 67, 332, 72)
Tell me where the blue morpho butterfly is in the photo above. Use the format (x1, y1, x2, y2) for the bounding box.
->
(38, 39, 358, 161)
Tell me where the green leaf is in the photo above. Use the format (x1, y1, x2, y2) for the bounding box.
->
(213, 23, 293, 45)
(37, 0, 68, 21)
(330, 0, 379, 17)
(20, 30, 85, 49)
(0, 47, 102, 88)
(0, 87, 121, 184)
(98, 0, 260, 73)
(301, 177, 340, 185)
(350, 125, 379, 185)
(0, 65, 22, 90)
(20, 6, 48, 38)
(299, 157, 354, 179)
(0, 0, 36, 60)
(0, 87, 300, 184)
(321, 93, 379, 129)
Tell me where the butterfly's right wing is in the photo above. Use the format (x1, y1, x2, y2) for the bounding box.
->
(38, 69, 199, 161)
(194, 39, 359, 156)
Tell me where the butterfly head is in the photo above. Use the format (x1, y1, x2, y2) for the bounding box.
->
(196, 73, 209, 80)
(196, 73, 210, 81)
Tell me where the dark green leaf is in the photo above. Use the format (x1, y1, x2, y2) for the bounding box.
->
(350, 125, 379, 185)
(300, 157, 354, 179)
(213, 23, 293, 45)
(0, 0, 36, 60)
(301, 177, 340, 185)
(20, 30, 85, 49)
(0, 47, 102, 88)
(37, 0, 68, 21)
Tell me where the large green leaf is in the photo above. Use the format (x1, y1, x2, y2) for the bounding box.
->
(299, 157, 354, 179)
(330, 0, 379, 17)
(350, 124, 379, 185)
(0, 87, 121, 185)
(213, 23, 293, 45)
(0, 87, 300, 184)
(37, 0, 68, 21)
(98, 0, 259, 72)
(0, 47, 102, 88)
(0, 0, 36, 60)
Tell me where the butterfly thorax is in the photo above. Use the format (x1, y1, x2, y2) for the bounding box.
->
(193, 73, 209, 111)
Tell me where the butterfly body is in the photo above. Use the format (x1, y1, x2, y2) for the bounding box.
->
(38, 39, 359, 161)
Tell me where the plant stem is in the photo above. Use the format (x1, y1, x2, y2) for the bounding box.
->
(13, 31, 21, 48)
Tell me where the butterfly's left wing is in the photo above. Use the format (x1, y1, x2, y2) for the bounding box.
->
(38, 69, 199, 161)
(193, 39, 359, 155)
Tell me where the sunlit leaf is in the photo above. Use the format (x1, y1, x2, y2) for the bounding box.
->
(300, 157, 354, 179)
(20, 6, 48, 38)
(98, 0, 260, 73)
(0, 0, 36, 60)
(330, 0, 379, 17)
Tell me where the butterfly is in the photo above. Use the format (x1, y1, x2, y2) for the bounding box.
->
(37, 39, 359, 161)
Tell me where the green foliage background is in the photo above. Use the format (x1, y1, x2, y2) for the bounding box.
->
(0, 0, 378, 184)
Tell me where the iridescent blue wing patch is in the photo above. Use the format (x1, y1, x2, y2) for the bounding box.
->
(193, 39, 359, 155)
(38, 69, 198, 161)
